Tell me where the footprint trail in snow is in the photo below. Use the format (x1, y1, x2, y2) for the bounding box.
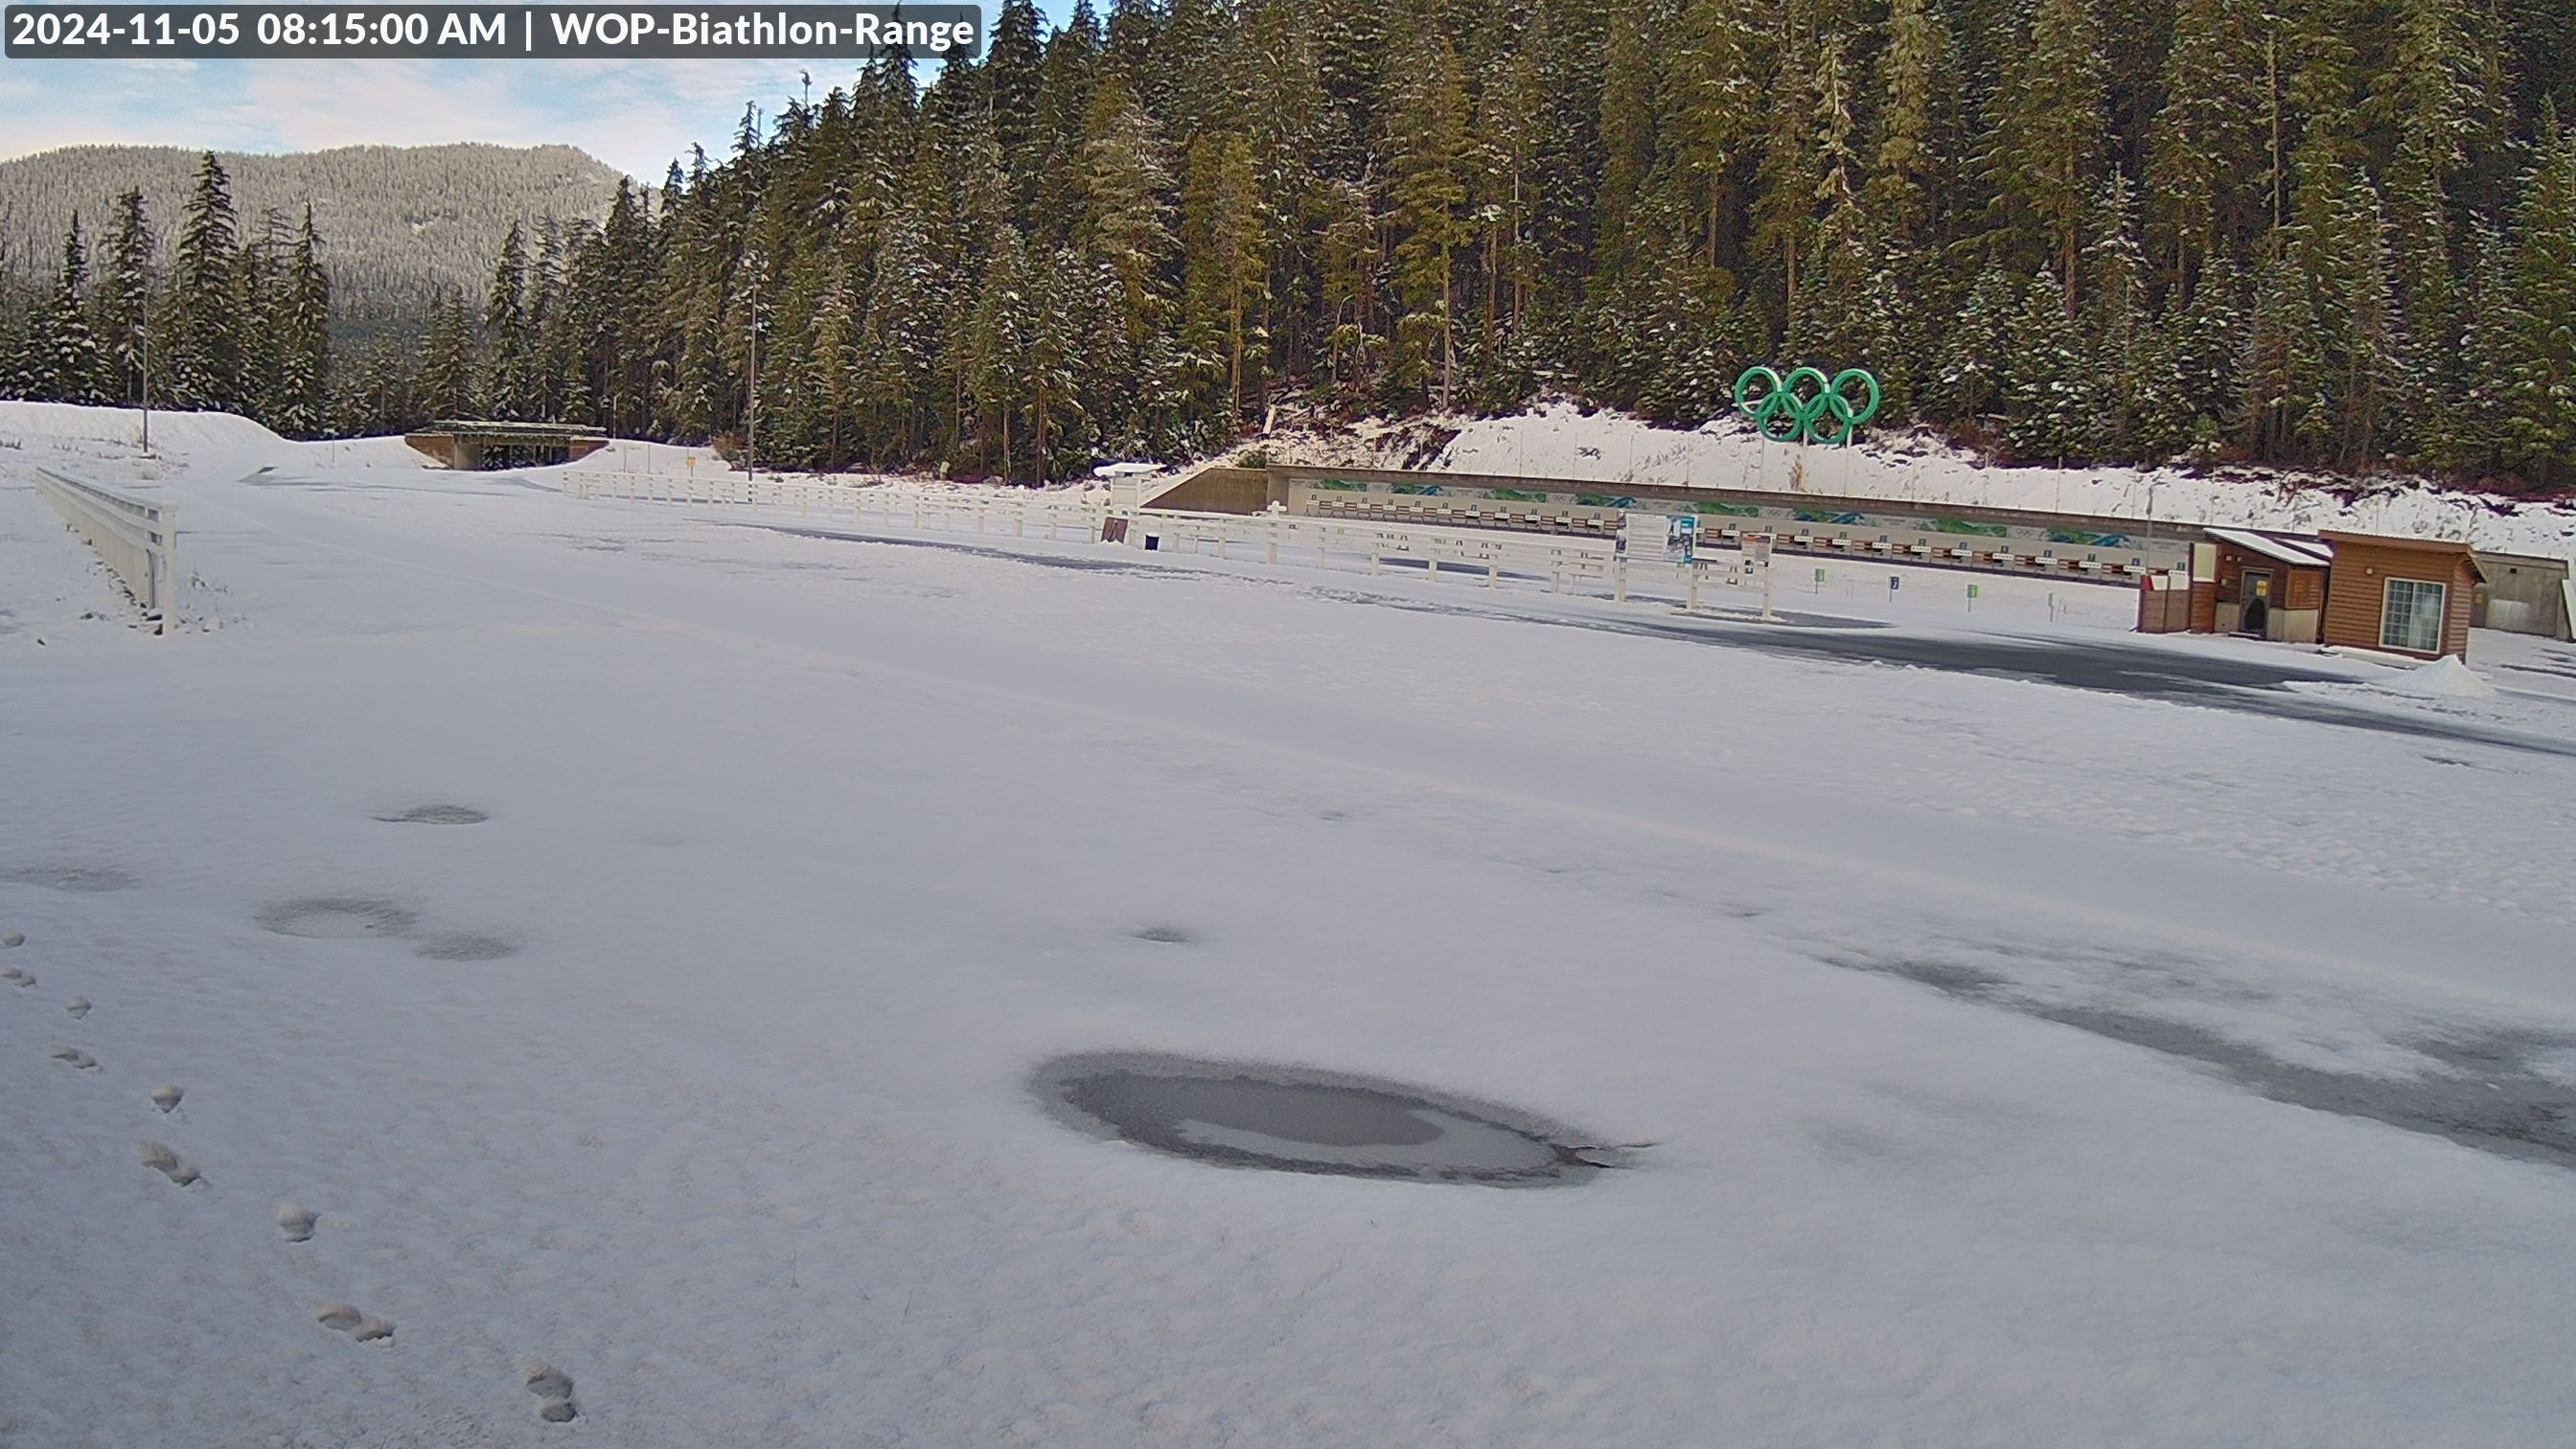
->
(315, 1304, 395, 1344)
(276, 1204, 318, 1243)
(136, 1141, 203, 1186)
(523, 1362, 579, 1423)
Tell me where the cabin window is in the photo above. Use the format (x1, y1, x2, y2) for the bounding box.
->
(2380, 577, 2447, 654)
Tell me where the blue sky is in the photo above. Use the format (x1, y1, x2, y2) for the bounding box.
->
(0, 5, 1040, 180)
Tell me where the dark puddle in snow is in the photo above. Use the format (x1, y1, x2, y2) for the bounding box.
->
(375, 804, 489, 825)
(258, 897, 420, 939)
(1848, 955, 2576, 1171)
(1035, 1052, 1621, 1185)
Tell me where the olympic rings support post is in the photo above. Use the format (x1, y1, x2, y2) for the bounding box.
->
(1734, 365, 1881, 446)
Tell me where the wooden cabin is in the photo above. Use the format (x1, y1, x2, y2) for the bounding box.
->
(2204, 528, 2333, 643)
(2315, 532, 2484, 660)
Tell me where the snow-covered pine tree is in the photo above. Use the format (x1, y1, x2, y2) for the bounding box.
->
(2002, 266, 2100, 462)
(418, 287, 480, 420)
(2146, 0, 2266, 292)
(92, 190, 154, 408)
(2082, 172, 2150, 459)
(966, 223, 1035, 476)
(275, 206, 332, 437)
(19, 214, 107, 403)
(1671, 0, 1767, 273)
(482, 221, 533, 419)
(1982, 0, 2107, 312)
(2421, 221, 2512, 479)
(1795, 33, 1873, 365)
(1179, 131, 1269, 431)
(234, 213, 293, 425)
(1930, 264, 2016, 431)
(1075, 73, 1175, 429)
(1386, 32, 1470, 409)
(160, 152, 242, 413)
(2497, 111, 2576, 488)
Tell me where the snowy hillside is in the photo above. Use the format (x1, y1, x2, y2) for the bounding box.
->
(6, 407, 2576, 1446)
(0, 143, 632, 306)
(1265, 402, 2576, 561)
(1, 399, 285, 457)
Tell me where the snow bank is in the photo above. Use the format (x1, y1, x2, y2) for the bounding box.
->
(0, 399, 282, 458)
(1262, 401, 2576, 563)
(2380, 656, 2503, 700)
(287, 434, 432, 469)
(561, 437, 727, 474)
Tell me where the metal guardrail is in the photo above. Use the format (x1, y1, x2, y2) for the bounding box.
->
(33, 468, 178, 627)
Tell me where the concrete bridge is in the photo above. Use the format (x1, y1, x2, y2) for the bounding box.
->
(404, 421, 609, 471)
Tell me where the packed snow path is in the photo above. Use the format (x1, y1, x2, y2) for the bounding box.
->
(5, 422, 2576, 1446)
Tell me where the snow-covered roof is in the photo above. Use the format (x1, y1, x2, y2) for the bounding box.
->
(2206, 527, 2334, 568)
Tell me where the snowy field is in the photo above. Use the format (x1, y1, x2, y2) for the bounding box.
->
(7, 402, 2576, 1446)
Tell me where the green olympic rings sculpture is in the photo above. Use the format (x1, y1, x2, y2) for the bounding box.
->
(1733, 365, 1881, 446)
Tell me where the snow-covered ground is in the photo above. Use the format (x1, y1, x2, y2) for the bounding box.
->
(1265, 401, 2576, 562)
(7, 404, 2576, 1446)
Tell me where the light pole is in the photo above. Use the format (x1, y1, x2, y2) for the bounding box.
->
(649, 359, 673, 472)
(742, 252, 761, 487)
(136, 318, 152, 456)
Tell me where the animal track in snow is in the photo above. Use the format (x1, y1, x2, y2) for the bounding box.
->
(1, 966, 32, 988)
(523, 1361, 578, 1422)
(314, 1304, 394, 1343)
(136, 1141, 203, 1186)
(1, 931, 23, 947)
(413, 932, 519, 961)
(64, 997, 89, 1018)
(150, 1085, 183, 1113)
(276, 1204, 317, 1242)
(50, 1045, 99, 1070)
(4, 864, 137, 893)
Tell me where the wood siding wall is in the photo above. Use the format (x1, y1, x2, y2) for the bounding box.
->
(1149, 466, 1278, 514)
(2321, 542, 2478, 658)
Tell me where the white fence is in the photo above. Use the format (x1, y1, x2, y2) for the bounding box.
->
(1129, 506, 1637, 595)
(34, 469, 178, 626)
(562, 472, 1114, 541)
(562, 471, 1778, 607)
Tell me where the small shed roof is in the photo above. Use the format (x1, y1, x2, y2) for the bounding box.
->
(2206, 527, 2334, 568)
(2317, 530, 2486, 580)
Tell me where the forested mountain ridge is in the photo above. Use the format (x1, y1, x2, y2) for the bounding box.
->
(0, 143, 628, 321)
(467, 0, 2573, 490)
(5, 0, 2574, 495)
